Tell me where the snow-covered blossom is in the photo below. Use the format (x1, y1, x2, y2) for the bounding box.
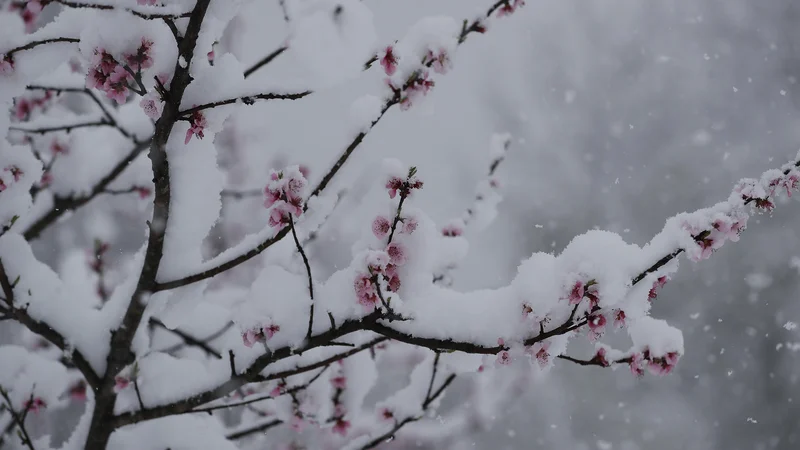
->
(398, 70, 435, 111)
(497, 0, 526, 17)
(69, 381, 87, 401)
(331, 375, 347, 390)
(441, 222, 463, 237)
(140, 93, 164, 120)
(425, 48, 452, 74)
(380, 45, 398, 76)
(528, 341, 550, 367)
(648, 276, 668, 300)
(629, 352, 646, 377)
(184, 110, 207, 144)
(124, 38, 154, 71)
(137, 0, 158, 5)
(613, 309, 626, 328)
(332, 419, 351, 436)
(591, 347, 610, 367)
(386, 242, 407, 266)
(496, 350, 512, 366)
(648, 351, 680, 376)
(378, 407, 395, 422)
(372, 215, 391, 239)
(587, 313, 606, 340)
(114, 376, 130, 392)
(0, 54, 14, 75)
(24, 397, 46, 413)
(401, 216, 418, 234)
(264, 166, 307, 228)
(354, 273, 379, 308)
(385, 167, 423, 199)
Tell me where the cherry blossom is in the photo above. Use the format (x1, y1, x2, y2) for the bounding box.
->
(24, 397, 46, 413)
(425, 48, 452, 75)
(184, 110, 207, 144)
(330, 376, 347, 390)
(591, 347, 610, 367)
(613, 309, 626, 328)
(371, 215, 391, 239)
(380, 45, 398, 76)
(69, 381, 88, 401)
(528, 341, 550, 367)
(401, 216, 418, 234)
(140, 93, 164, 120)
(332, 419, 351, 436)
(124, 38, 154, 71)
(0, 54, 14, 75)
(441, 222, 463, 237)
(386, 242, 407, 266)
(114, 376, 130, 392)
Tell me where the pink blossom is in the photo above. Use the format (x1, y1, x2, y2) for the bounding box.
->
(386, 272, 401, 292)
(207, 50, 215, 63)
(426, 48, 452, 74)
(568, 280, 584, 305)
(378, 407, 395, 422)
(496, 350, 512, 366)
(137, 0, 158, 5)
(783, 172, 800, 197)
(330, 376, 347, 389)
(372, 215, 391, 239)
(69, 381, 87, 401)
(135, 186, 152, 199)
(629, 352, 645, 377)
(386, 176, 403, 199)
(298, 165, 310, 178)
(86, 66, 110, 90)
(529, 341, 550, 367)
(386, 242, 407, 266)
(365, 250, 390, 274)
(401, 216, 418, 234)
(441, 223, 463, 237)
(5, 165, 23, 182)
(265, 324, 280, 339)
(21, 1, 42, 32)
(269, 383, 283, 397)
(354, 273, 379, 308)
(380, 46, 398, 76)
(125, 38, 154, 71)
(268, 201, 297, 228)
(613, 309, 626, 328)
(587, 313, 606, 338)
(50, 138, 69, 155)
(648, 351, 680, 376)
(591, 347, 610, 367)
(140, 94, 163, 120)
(104, 66, 132, 104)
(39, 171, 52, 187)
(184, 110, 207, 144)
(521, 303, 533, 318)
(14, 98, 31, 120)
(332, 419, 351, 436)
(114, 376, 130, 392)
(24, 397, 46, 413)
(399, 70, 435, 111)
(497, 0, 525, 17)
(648, 276, 667, 300)
(242, 328, 265, 347)
(0, 54, 14, 75)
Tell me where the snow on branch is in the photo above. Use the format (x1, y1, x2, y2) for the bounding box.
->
(1, 0, 798, 448)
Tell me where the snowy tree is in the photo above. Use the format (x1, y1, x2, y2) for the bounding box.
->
(0, 0, 799, 449)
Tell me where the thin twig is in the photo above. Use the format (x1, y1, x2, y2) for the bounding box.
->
(289, 218, 314, 340)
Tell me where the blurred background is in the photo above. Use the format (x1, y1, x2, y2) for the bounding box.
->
(13, 0, 800, 449)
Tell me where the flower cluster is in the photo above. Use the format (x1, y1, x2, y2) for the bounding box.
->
(683, 213, 747, 262)
(184, 110, 207, 144)
(629, 348, 680, 377)
(329, 366, 351, 436)
(395, 70, 435, 111)
(263, 166, 307, 228)
(137, 0, 159, 7)
(241, 323, 280, 347)
(497, 0, 526, 17)
(86, 40, 152, 104)
(648, 276, 668, 301)
(441, 220, 463, 237)
(13, 90, 55, 121)
(385, 166, 423, 199)
(354, 246, 406, 308)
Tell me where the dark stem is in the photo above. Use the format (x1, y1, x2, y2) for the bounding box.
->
(289, 218, 314, 340)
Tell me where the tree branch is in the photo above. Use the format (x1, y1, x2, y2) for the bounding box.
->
(242, 46, 288, 79)
(225, 418, 281, 441)
(177, 90, 311, 117)
(9, 119, 112, 135)
(23, 139, 151, 240)
(150, 319, 223, 359)
(49, 0, 192, 20)
(0, 388, 36, 450)
(3, 37, 79, 59)
(0, 259, 102, 389)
